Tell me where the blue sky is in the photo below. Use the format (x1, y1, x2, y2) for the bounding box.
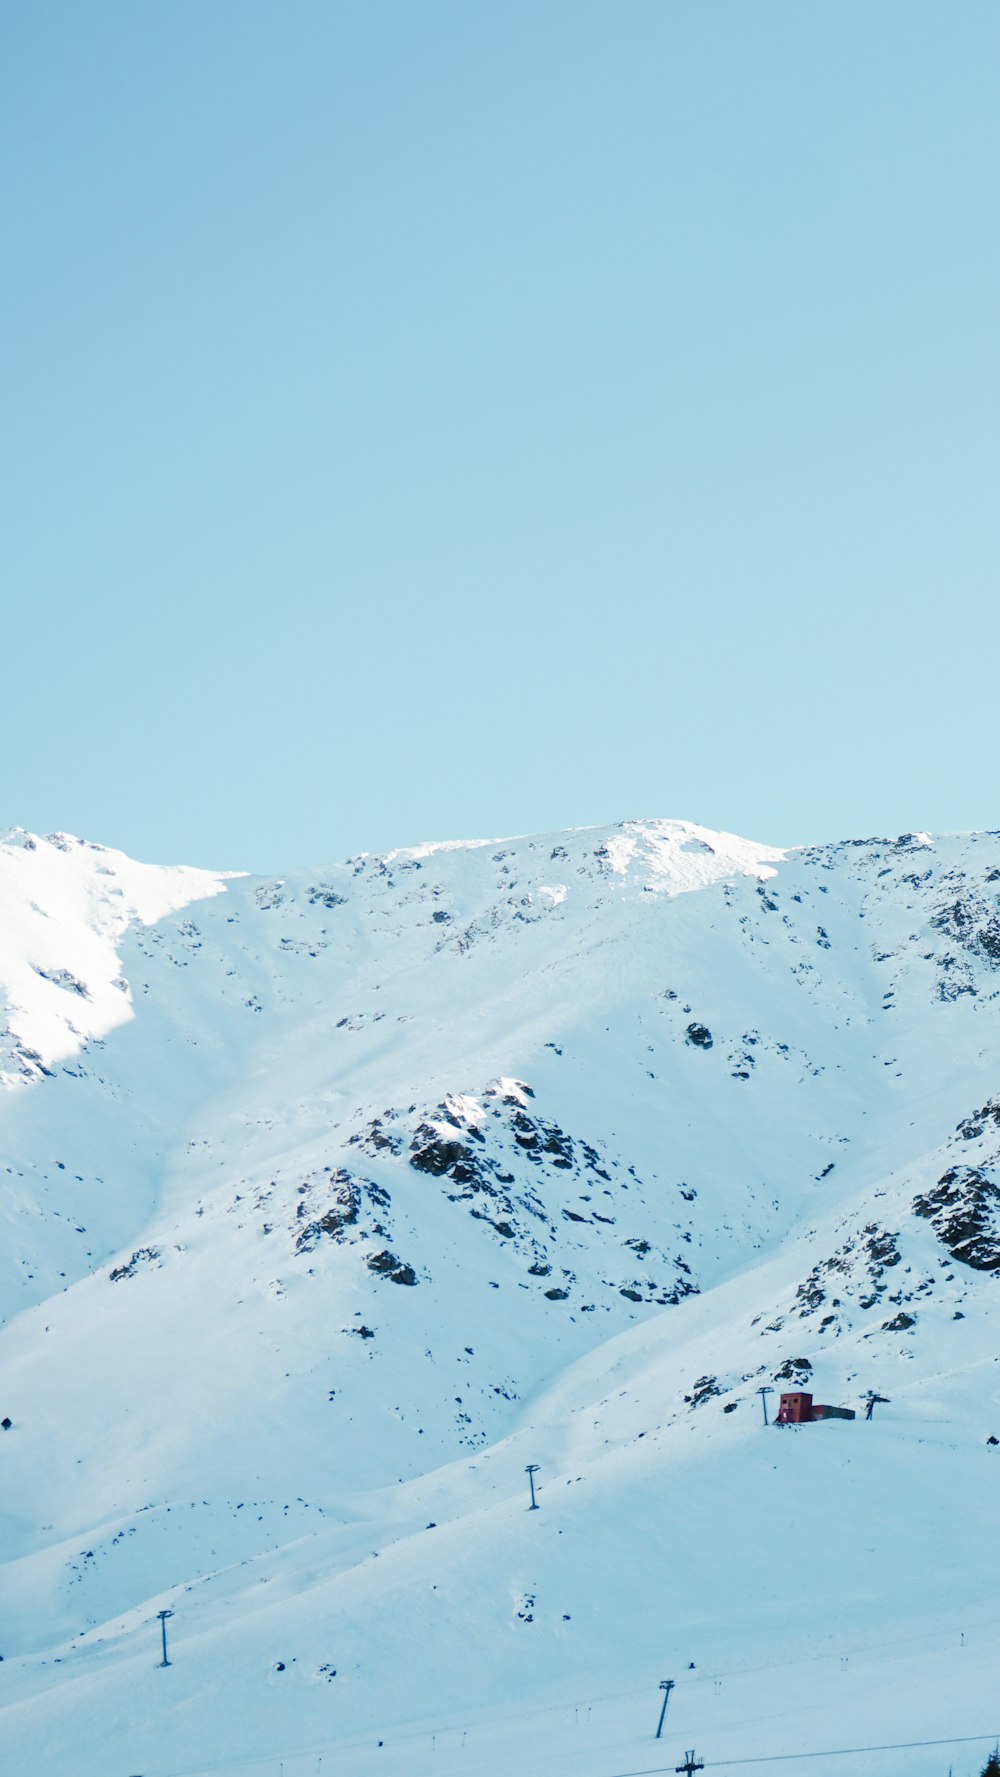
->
(3, 1, 999, 870)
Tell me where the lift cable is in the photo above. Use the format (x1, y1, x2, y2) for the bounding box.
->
(147, 1722, 1000, 1777)
(606, 1728, 1000, 1775)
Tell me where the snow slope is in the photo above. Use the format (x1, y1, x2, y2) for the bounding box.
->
(2, 817, 1000, 1777)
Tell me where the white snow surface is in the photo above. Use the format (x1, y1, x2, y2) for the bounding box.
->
(2, 816, 1000, 1776)
(0, 828, 230, 1084)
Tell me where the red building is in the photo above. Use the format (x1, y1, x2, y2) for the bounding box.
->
(776, 1390, 814, 1423)
(775, 1391, 856, 1424)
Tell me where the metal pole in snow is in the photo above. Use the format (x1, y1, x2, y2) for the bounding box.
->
(756, 1385, 773, 1426)
(864, 1391, 890, 1420)
(525, 1463, 540, 1509)
(655, 1679, 675, 1738)
(156, 1608, 174, 1667)
(675, 1753, 704, 1775)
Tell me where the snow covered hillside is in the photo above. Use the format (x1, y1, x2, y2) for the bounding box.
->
(3, 817, 1000, 1777)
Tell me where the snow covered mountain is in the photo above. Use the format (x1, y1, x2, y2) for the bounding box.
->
(3, 817, 1000, 1777)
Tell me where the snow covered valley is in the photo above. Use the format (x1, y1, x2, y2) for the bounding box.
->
(3, 818, 1000, 1777)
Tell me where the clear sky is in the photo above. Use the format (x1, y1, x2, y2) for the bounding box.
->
(3, 2, 999, 871)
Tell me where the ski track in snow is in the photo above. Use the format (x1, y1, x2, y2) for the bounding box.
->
(1, 817, 1000, 1775)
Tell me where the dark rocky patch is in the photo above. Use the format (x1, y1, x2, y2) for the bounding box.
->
(795, 1268, 827, 1313)
(410, 1126, 474, 1177)
(685, 1375, 722, 1407)
(254, 882, 285, 910)
(295, 1174, 361, 1254)
(365, 1250, 418, 1286)
(863, 1225, 901, 1271)
(350, 1117, 405, 1158)
(795, 1225, 903, 1321)
(936, 956, 977, 1002)
(774, 1356, 812, 1384)
(306, 884, 348, 908)
(33, 966, 90, 999)
(956, 1100, 1000, 1141)
(110, 1247, 160, 1282)
(913, 1168, 1000, 1270)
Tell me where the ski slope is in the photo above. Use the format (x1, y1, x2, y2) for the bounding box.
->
(2, 817, 1000, 1777)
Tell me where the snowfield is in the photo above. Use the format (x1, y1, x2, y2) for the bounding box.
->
(2, 817, 1000, 1777)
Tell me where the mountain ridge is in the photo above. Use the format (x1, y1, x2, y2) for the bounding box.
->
(2, 815, 1000, 1776)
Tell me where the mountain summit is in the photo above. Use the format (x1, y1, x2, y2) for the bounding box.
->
(2, 818, 999, 1777)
